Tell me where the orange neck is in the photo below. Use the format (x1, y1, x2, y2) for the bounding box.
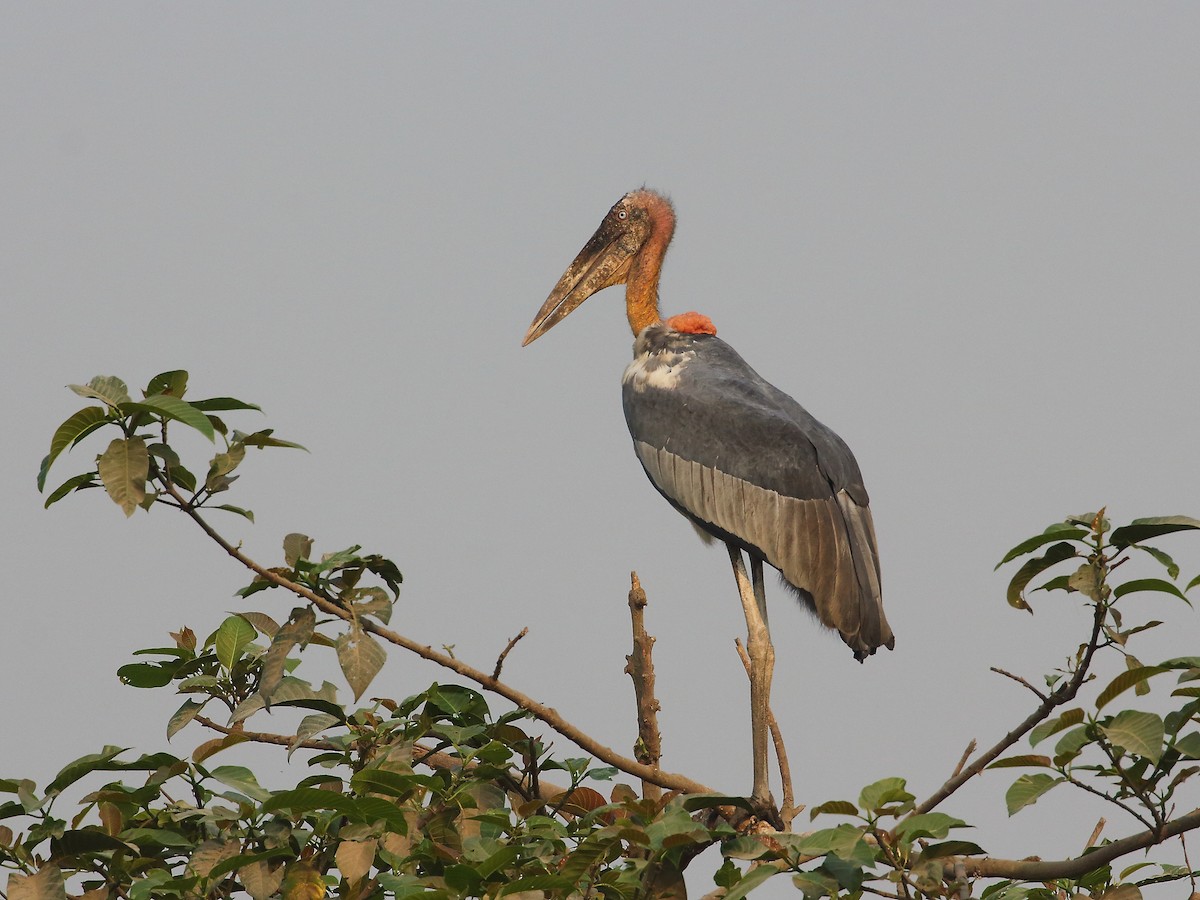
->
(624, 191, 676, 336)
(625, 279, 661, 335)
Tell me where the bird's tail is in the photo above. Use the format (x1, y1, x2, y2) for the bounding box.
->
(834, 491, 894, 660)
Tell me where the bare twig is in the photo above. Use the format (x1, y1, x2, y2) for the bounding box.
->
(493, 627, 529, 680)
(624, 571, 663, 801)
(990, 667, 1048, 701)
(860, 886, 902, 899)
(1063, 770, 1153, 831)
(907, 599, 1108, 820)
(1181, 829, 1195, 894)
(164, 485, 715, 797)
(951, 740, 977, 779)
(1084, 817, 1106, 850)
(735, 638, 797, 826)
(1095, 735, 1162, 831)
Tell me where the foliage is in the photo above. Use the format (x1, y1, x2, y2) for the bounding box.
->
(4, 371, 1199, 899)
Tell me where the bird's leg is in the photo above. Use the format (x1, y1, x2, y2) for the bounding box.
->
(727, 544, 775, 807)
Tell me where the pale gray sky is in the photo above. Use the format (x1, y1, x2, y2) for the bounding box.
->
(3, 4, 1198, 895)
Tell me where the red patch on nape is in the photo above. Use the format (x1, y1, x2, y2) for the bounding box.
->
(666, 311, 718, 335)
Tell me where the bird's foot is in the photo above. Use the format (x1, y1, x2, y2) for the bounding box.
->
(746, 793, 784, 831)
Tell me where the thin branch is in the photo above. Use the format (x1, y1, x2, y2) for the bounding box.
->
(164, 484, 715, 797)
(859, 885, 902, 900)
(990, 667, 1048, 701)
(624, 571, 663, 801)
(493, 627, 529, 680)
(1062, 770, 1153, 832)
(951, 740, 977, 779)
(907, 599, 1108, 820)
(195, 714, 336, 751)
(1095, 735, 1162, 831)
(1181, 829, 1195, 894)
(945, 806, 1200, 880)
(735, 638, 796, 826)
(1084, 817, 1106, 850)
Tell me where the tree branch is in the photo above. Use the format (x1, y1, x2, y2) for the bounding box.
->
(624, 571, 663, 801)
(950, 740, 976, 779)
(989, 667, 1047, 701)
(908, 599, 1107, 819)
(166, 486, 715, 797)
(948, 806, 1200, 880)
(493, 627, 528, 680)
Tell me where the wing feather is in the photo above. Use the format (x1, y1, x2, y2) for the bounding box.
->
(624, 328, 893, 659)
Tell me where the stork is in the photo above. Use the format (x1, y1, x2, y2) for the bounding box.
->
(522, 189, 893, 804)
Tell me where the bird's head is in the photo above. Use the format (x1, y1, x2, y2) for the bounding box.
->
(522, 189, 676, 346)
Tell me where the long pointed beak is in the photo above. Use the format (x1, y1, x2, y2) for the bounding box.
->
(522, 222, 636, 346)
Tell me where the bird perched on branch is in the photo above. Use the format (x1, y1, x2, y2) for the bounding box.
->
(522, 188, 893, 802)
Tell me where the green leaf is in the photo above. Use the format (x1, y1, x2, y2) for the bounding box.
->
(893, 813, 967, 841)
(996, 525, 1089, 569)
(1005, 773, 1062, 815)
(1005, 542, 1078, 611)
(167, 699, 206, 739)
(214, 615, 257, 672)
(144, 370, 189, 398)
(118, 661, 183, 688)
(1113, 578, 1191, 605)
(122, 827, 194, 849)
(858, 777, 912, 814)
(43, 472, 100, 509)
(789, 824, 869, 858)
(680, 794, 756, 813)
(1101, 710, 1165, 763)
(210, 766, 272, 802)
(808, 799, 859, 819)
(69, 375, 131, 408)
(1029, 708, 1084, 747)
(41, 407, 112, 489)
(1174, 732, 1200, 760)
(1037, 574, 1073, 593)
(722, 863, 779, 900)
(1097, 665, 1170, 709)
(97, 436, 149, 517)
(336, 838, 378, 886)
(283, 533, 313, 566)
(121, 396, 215, 442)
(1068, 563, 1102, 602)
(190, 396, 262, 412)
(236, 428, 307, 451)
(1052, 726, 1092, 767)
(206, 443, 246, 491)
(791, 869, 839, 899)
(1110, 516, 1200, 550)
(1130, 544, 1180, 579)
(337, 624, 385, 701)
(212, 503, 254, 522)
(6, 863, 67, 900)
(45, 746, 126, 796)
(922, 840, 986, 859)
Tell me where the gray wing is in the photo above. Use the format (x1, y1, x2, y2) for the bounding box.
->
(622, 332, 893, 659)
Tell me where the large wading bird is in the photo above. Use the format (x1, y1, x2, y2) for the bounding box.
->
(522, 189, 893, 803)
